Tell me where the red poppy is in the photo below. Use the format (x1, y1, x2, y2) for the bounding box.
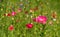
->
(8, 25, 14, 31)
(7, 13, 11, 16)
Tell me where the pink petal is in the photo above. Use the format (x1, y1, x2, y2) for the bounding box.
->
(12, 12, 16, 16)
(42, 21, 46, 24)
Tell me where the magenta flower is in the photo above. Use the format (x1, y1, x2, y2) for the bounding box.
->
(33, 16, 47, 24)
(11, 11, 16, 16)
(26, 23, 33, 29)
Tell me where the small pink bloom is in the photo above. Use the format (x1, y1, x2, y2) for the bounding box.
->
(26, 23, 33, 29)
(33, 18, 36, 22)
(18, 8, 22, 12)
(33, 16, 47, 24)
(49, 21, 53, 25)
(30, 9, 34, 12)
(11, 12, 16, 16)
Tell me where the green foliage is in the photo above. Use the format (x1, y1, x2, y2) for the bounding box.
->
(0, 0, 60, 37)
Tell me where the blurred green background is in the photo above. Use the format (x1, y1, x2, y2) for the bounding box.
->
(0, 0, 60, 37)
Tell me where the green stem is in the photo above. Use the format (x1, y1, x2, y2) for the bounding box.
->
(9, 31, 14, 37)
(40, 25, 46, 37)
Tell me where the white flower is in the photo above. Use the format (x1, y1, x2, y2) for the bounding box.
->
(53, 18, 56, 21)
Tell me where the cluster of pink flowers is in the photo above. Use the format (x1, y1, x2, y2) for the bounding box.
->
(8, 15, 47, 31)
(4, 11, 16, 17)
(4, 11, 47, 31)
(26, 16, 47, 29)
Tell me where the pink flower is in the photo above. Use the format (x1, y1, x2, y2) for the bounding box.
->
(18, 8, 22, 12)
(8, 25, 14, 31)
(26, 23, 33, 29)
(11, 12, 16, 16)
(33, 16, 47, 24)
